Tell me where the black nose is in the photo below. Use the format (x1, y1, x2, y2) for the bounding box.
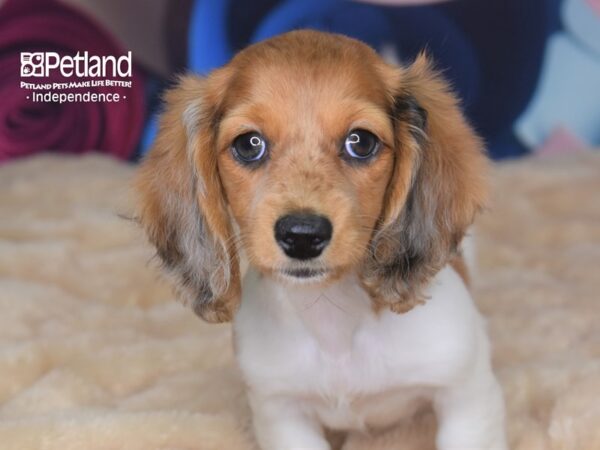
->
(274, 213, 333, 260)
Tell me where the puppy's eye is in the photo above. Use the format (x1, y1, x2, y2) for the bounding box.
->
(232, 132, 267, 163)
(343, 129, 379, 160)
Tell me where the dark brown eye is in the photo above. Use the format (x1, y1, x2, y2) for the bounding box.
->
(343, 129, 379, 160)
(232, 132, 267, 163)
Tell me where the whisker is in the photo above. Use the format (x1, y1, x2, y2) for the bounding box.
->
(299, 295, 322, 312)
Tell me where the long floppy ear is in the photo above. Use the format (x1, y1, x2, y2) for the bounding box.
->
(134, 74, 240, 323)
(362, 54, 489, 314)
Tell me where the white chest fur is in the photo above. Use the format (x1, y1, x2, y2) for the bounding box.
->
(234, 266, 486, 432)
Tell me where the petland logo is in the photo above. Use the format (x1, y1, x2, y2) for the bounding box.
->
(20, 51, 132, 78)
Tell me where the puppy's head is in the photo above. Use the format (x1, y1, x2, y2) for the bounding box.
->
(135, 30, 488, 322)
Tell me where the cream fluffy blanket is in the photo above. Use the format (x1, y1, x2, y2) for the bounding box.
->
(0, 154, 598, 450)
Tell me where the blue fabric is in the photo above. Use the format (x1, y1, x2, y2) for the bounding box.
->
(189, 0, 232, 74)
(132, 76, 165, 161)
(438, 0, 553, 158)
(252, 1, 479, 109)
(516, 33, 600, 148)
(515, 0, 600, 150)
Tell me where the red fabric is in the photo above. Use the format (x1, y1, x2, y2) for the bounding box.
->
(0, 0, 145, 163)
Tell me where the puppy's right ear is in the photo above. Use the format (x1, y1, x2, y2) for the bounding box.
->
(362, 55, 488, 314)
(134, 74, 240, 323)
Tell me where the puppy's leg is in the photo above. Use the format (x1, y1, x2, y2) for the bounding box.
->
(434, 345, 507, 450)
(249, 394, 330, 450)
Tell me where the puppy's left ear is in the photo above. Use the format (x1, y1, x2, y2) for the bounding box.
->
(135, 73, 241, 323)
(362, 55, 489, 313)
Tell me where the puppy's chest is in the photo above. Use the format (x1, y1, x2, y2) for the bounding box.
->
(234, 269, 471, 428)
(237, 299, 434, 429)
(279, 331, 432, 429)
(238, 275, 383, 380)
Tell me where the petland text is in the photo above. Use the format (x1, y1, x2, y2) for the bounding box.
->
(20, 51, 132, 78)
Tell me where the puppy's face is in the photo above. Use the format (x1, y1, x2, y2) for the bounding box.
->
(135, 31, 488, 322)
(216, 47, 396, 284)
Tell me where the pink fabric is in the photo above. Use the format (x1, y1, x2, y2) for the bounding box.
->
(356, 0, 452, 5)
(587, 0, 600, 16)
(0, 0, 145, 164)
(536, 125, 590, 158)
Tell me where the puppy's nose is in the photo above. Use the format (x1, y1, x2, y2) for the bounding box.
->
(274, 214, 332, 260)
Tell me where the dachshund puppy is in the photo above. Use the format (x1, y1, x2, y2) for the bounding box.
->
(136, 30, 507, 450)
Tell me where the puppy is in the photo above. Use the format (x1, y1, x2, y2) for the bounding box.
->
(135, 30, 507, 450)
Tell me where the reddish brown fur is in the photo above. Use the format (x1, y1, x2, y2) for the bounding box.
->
(450, 254, 470, 288)
(216, 33, 396, 283)
(362, 54, 488, 312)
(134, 30, 487, 322)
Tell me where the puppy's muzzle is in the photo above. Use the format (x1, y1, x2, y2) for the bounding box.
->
(274, 213, 332, 260)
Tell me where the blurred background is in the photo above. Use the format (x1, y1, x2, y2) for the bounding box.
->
(1, 0, 599, 164)
(1, 2, 599, 448)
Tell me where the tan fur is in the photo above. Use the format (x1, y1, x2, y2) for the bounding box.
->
(135, 30, 487, 320)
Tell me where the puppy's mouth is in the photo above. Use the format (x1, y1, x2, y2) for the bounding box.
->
(277, 267, 330, 283)
(285, 268, 327, 278)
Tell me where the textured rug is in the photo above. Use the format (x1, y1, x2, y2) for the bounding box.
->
(0, 153, 598, 450)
